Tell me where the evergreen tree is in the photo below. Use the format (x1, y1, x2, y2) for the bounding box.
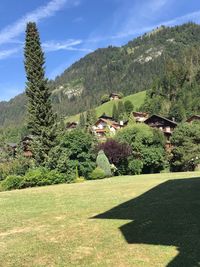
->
(112, 103, 119, 122)
(79, 113, 86, 128)
(124, 100, 134, 117)
(86, 109, 97, 128)
(117, 101, 126, 121)
(96, 150, 112, 177)
(24, 22, 57, 165)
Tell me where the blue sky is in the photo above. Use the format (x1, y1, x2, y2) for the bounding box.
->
(1, 0, 200, 101)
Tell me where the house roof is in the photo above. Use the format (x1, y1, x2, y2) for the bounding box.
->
(144, 114, 177, 126)
(66, 122, 78, 128)
(99, 114, 113, 120)
(95, 118, 120, 127)
(95, 129, 107, 133)
(21, 134, 34, 142)
(133, 112, 149, 117)
(109, 93, 120, 97)
(186, 115, 200, 122)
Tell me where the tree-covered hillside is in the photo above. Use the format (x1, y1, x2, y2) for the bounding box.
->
(141, 45, 200, 121)
(1, 22, 200, 128)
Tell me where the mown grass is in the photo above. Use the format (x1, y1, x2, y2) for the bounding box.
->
(66, 90, 146, 122)
(0, 171, 200, 267)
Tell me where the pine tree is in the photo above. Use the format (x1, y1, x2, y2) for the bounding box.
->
(124, 100, 134, 117)
(24, 22, 57, 164)
(112, 103, 119, 122)
(86, 109, 97, 128)
(79, 113, 86, 128)
(117, 101, 126, 121)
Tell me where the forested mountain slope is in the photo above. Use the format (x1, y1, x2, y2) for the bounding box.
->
(1, 22, 200, 128)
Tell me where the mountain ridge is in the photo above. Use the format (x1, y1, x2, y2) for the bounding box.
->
(1, 22, 200, 128)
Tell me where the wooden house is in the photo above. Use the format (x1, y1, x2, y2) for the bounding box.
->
(144, 114, 177, 141)
(133, 112, 149, 123)
(92, 116, 126, 138)
(186, 115, 200, 123)
(109, 93, 121, 101)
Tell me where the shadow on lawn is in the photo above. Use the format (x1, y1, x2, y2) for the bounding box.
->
(93, 177, 200, 266)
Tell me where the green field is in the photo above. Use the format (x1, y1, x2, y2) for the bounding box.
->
(1, 172, 200, 267)
(66, 90, 146, 122)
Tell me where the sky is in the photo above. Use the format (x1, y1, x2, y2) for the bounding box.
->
(1, 0, 200, 101)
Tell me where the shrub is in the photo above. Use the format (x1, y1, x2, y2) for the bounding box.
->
(1, 175, 23, 191)
(116, 124, 166, 174)
(0, 157, 31, 181)
(128, 159, 143, 175)
(96, 150, 112, 177)
(75, 176, 85, 183)
(170, 122, 200, 171)
(90, 167, 105, 180)
(21, 168, 69, 188)
(97, 139, 132, 168)
(101, 94, 110, 104)
(1, 168, 73, 191)
(124, 100, 134, 116)
(47, 129, 96, 178)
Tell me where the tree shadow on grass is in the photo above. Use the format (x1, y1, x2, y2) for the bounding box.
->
(93, 177, 200, 266)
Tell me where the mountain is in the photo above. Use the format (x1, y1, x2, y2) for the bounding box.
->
(1, 22, 200, 128)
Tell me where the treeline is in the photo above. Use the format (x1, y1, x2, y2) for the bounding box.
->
(141, 45, 200, 121)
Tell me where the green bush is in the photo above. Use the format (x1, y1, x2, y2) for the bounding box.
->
(21, 168, 69, 188)
(75, 176, 85, 183)
(90, 167, 106, 180)
(47, 129, 96, 178)
(0, 157, 31, 181)
(1, 175, 23, 191)
(101, 94, 110, 104)
(96, 150, 112, 177)
(1, 168, 73, 191)
(128, 159, 143, 175)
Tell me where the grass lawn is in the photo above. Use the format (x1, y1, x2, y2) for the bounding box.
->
(1, 172, 200, 266)
(66, 91, 146, 122)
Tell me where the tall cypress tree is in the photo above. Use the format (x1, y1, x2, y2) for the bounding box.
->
(24, 22, 57, 164)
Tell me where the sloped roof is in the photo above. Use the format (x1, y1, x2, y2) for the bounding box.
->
(144, 114, 177, 126)
(186, 115, 200, 122)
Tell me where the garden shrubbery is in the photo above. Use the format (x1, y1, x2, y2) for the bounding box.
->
(90, 167, 105, 180)
(0, 157, 32, 181)
(1, 167, 71, 191)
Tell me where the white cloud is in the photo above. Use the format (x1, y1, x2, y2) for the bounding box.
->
(150, 0, 168, 12)
(43, 39, 92, 52)
(113, 9, 200, 40)
(0, 0, 77, 46)
(0, 47, 21, 60)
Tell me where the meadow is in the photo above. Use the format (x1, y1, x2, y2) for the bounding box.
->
(0, 172, 200, 267)
(66, 91, 146, 122)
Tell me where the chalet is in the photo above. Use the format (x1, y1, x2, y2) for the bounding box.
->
(66, 122, 78, 130)
(144, 114, 177, 141)
(133, 112, 149, 123)
(109, 93, 121, 101)
(186, 115, 200, 123)
(92, 116, 127, 138)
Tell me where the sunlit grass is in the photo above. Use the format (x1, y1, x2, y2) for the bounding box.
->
(0, 171, 199, 267)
